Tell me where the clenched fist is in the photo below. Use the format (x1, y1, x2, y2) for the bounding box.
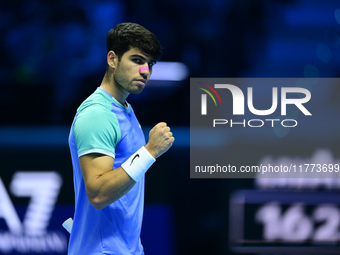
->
(145, 122, 175, 159)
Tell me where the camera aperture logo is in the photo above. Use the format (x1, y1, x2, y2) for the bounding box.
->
(198, 82, 223, 114)
(197, 82, 312, 128)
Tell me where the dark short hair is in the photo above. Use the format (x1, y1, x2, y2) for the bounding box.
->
(106, 22, 162, 62)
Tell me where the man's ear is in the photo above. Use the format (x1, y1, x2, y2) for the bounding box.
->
(107, 51, 118, 69)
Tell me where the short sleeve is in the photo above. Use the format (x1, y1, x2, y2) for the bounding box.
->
(73, 105, 121, 158)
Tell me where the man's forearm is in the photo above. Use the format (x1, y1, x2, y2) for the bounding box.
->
(85, 166, 136, 210)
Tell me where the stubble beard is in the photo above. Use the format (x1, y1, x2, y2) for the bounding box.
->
(113, 72, 144, 95)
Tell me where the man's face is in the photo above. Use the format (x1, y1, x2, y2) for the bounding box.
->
(113, 47, 155, 95)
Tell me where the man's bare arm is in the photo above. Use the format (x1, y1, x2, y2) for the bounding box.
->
(79, 122, 174, 210)
(80, 154, 135, 210)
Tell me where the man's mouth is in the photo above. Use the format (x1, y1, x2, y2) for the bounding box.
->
(135, 79, 147, 86)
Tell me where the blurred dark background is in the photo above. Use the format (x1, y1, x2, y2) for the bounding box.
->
(1, 0, 340, 254)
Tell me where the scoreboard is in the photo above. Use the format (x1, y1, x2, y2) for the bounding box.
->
(230, 189, 340, 254)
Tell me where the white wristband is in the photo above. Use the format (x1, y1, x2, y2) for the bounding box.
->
(121, 146, 156, 182)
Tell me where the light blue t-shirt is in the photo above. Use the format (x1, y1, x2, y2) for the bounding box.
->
(68, 87, 145, 255)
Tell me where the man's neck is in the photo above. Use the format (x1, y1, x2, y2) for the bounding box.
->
(100, 75, 128, 106)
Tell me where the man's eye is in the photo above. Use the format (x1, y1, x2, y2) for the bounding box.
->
(133, 59, 144, 64)
(148, 62, 155, 69)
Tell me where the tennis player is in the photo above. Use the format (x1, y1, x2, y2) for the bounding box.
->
(68, 22, 174, 254)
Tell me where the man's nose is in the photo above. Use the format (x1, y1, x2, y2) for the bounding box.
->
(139, 66, 150, 76)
